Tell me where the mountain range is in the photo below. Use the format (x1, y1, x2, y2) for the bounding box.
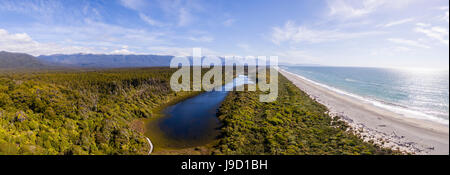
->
(0, 51, 47, 69)
(0, 51, 175, 69)
(37, 54, 174, 68)
(1, 51, 318, 69)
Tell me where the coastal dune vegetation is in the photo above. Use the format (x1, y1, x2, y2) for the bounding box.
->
(215, 71, 398, 155)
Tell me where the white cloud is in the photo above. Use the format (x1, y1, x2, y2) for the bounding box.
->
(414, 23, 449, 45)
(271, 21, 381, 44)
(370, 46, 415, 58)
(437, 6, 449, 11)
(0, 0, 62, 18)
(379, 18, 414, 27)
(0, 28, 98, 56)
(416, 23, 431, 27)
(441, 10, 449, 23)
(121, 0, 166, 27)
(121, 0, 168, 26)
(275, 49, 322, 64)
(327, 0, 414, 19)
(121, 0, 201, 27)
(111, 49, 134, 54)
(1, 17, 219, 56)
(161, 0, 200, 27)
(188, 36, 214, 42)
(394, 46, 412, 52)
(0, 1, 103, 24)
(445, 11, 449, 23)
(0, 18, 174, 56)
(0, 29, 32, 43)
(387, 38, 430, 48)
(328, 0, 379, 18)
(35, 19, 168, 47)
(223, 19, 235, 26)
(111, 46, 134, 54)
(147, 46, 218, 57)
(178, 8, 193, 26)
(435, 6, 449, 23)
(139, 13, 164, 26)
(119, 0, 146, 11)
(148, 47, 191, 56)
(237, 43, 250, 50)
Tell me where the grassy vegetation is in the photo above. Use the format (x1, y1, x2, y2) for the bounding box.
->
(215, 71, 398, 155)
(0, 68, 195, 155)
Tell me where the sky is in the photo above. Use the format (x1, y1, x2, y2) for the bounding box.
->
(0, 0, 449, 69)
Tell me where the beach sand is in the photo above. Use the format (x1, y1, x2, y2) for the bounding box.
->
(279, 69, 449, 155)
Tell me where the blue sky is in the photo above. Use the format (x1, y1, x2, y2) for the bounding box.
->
(0, 0, 448, 69)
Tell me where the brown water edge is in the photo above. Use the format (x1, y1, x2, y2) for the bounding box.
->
(142, 90, 219, 155)
(145, 119, 219, 155)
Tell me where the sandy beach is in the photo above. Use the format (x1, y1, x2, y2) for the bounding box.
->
(279, 69, 449, 155)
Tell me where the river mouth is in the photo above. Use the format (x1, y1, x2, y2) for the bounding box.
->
(145, 75, 254, 149)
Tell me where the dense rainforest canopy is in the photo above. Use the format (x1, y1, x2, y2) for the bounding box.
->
(0, 68, 194, 154)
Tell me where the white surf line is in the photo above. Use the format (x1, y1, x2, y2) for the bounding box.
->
(146, 137, 153, 155)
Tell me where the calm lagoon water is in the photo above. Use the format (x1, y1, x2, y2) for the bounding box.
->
(282, 66, 449, 125)
(156, 75, 254, 146)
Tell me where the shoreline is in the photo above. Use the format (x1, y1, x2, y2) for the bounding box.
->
(279, 69, 449, 155)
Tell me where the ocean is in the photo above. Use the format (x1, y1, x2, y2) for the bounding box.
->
(281, 66, 449, 125)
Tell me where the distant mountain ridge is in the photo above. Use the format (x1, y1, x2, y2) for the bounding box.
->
(2, 51, 283, 69)
(37, 54, 283, 68)
(38, 54, 174, 68)
(0, 51, 47, 69)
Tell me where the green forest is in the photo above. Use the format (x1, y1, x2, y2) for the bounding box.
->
(0, 68, 195, 155)
(0, 68, 397, 155)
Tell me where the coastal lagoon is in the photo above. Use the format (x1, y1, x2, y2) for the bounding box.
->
(147, 75, 254, 148)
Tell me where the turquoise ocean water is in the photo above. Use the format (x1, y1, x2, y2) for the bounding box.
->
(282, 66, 449, 125)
